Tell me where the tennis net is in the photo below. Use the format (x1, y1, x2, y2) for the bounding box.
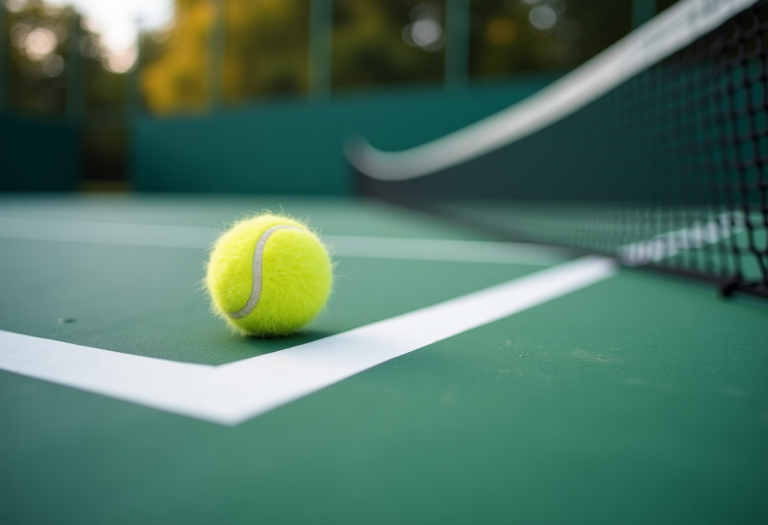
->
(349, 0, 768, 299)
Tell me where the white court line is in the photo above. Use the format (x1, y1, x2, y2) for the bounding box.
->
(618, 212, 745, 266)
(0, 216, 214, 248)
(0, 216, 570, 265)
(0, 256, 616, 425)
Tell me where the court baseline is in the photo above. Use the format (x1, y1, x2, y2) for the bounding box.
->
(0, 216, 569, 265)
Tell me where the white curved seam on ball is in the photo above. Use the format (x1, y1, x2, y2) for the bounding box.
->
(227, 225, 301, 319)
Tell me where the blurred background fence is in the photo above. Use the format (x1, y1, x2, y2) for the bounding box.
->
(1, 0, 679, 194)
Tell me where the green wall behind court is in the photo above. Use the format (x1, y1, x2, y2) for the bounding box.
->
(132, 77, 558, 195)
(0, 111, 80, 192)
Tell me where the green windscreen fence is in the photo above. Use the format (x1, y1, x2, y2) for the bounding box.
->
(0, 111, 80, 191)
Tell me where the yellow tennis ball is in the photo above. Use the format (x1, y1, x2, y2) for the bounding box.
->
(205, 214, 332, 336)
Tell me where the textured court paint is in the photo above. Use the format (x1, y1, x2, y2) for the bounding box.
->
(325, 235, 570, 265)
(1, 269, 766, 525)
(1, 197, 766, 525)
(0, 257, 615, 424)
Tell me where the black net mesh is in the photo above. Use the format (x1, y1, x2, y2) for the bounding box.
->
(360, 1, 768, 298)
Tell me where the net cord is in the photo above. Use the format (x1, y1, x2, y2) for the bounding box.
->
(346, 0, 758, 181)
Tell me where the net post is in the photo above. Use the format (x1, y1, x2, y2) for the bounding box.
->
(0, 2, 9, 112)
(309, 0, 332, 101)
(632, 0, 655, 29)
(208, 0, 225, 112)
(445, 0, 469, 92)
(66, 14, 84, 122)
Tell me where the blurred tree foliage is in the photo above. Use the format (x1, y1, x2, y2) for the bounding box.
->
(5, 0, 131, 184)
(8, 0, 674, 117)
(331, 0, 445, 90)
(141, 0, 311, 114)
(5, 0, 127, 115)
(141, 0, 212, 114)
(225, 0, 310, 103)
(141, 0, 449, 113)
(469, 0, 632, 78)
(5, 0, 73, 115)
(141, 0, 643, 113)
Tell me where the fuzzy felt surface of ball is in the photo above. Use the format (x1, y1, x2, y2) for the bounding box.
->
(205, 214, 332, 336)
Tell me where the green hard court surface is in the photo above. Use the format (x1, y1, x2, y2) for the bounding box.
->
(0, 195, 766, 525)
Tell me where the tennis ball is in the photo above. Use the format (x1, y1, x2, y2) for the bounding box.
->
(205, 214, 332, 336)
